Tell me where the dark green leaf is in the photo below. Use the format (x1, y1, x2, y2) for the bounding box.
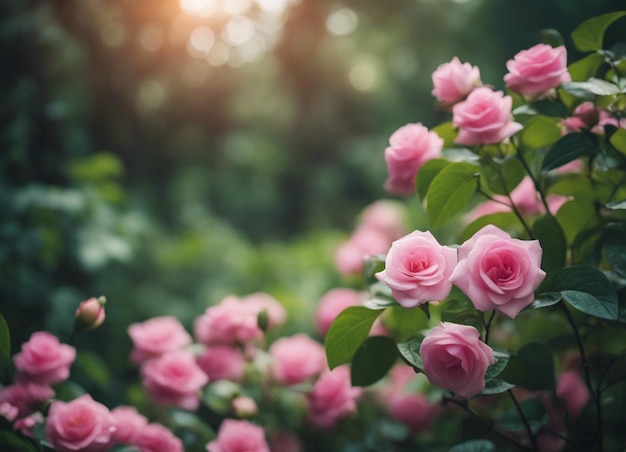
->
(74, 352, 111, 386)
(397, 338, 423, 370)
(382, 305, 429, 342)
(440, 296, 483, 332)
(547, 266, 618, 320)
(363, 254, 386, 286)
(531, 292, 562, 309)
(521, 116, 562, 149)
(485, 350, 510, 381)
(568, 53, 605, 81)
(169, 409, 216, 444)
(500, 342, 555, 390)
(0, 313, 11, 385)
(480, 157, 526, 196)
(604, 235, 626, 277)
(351, 336, 398, 387)
(449, 439, 495, 452)
(540, 29, 564, 47)
(427, 162, 480, 227)
(542, 132, 596, 171)
(479, 379, 515, 396)
(500, 398, 548, 433)
(325, 307, 382, 369)
(532, 214, 566, 275)
(0, 431, 39, 452)
(571, 11, 626, 52)
(461, 212, 520, 242)
(416, 159, 450, 201)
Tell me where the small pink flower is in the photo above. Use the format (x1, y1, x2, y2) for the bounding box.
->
(197, 345, 246, 382)
(194, 296, 263, 346)
(556, 370, 589, 419)
(376, 230, 457, 308)
(432, 56, 482, 105)
(45, 394, 116, 452)
(131, 422, 184, 452)
(561, 101, 626, 134)
(270, 334, 327, 386)
(206, 419, 270, 452)
(110, 406, 149, 445)
(13, 332, 75, 386)
(504, 44, 571, 97)
(388, 392, 437, 433)
(359, 200, 407, 242)
(242, 292, 287, 329)
(306, 366, 362, 429)
(449, 224, 546, 318)
(0, 402, 18, 422)
(420, 322, 495, 398)
(334, 227, 390, 275)
(315, 288, 362, 336)
(452, 87, 522, 146)
(128, 316, 192, 365)
(141, 352, 209, 410)
(384, 123, 443, 196)
(0, 382, 54, 418)
(74, 296, 106, 334)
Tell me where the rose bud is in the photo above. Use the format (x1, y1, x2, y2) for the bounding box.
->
(74, 296, 106, 334)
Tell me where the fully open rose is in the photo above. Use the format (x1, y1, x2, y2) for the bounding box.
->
(376, 230, 457, 308)
(206, 419, 270, 452)
(431, 56, 481, 105)
(13, 332, 76, 386)
(449, 224, 545, 318)
(420, 322, 495, 398)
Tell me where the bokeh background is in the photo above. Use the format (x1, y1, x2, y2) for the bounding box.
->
(2, 0, 625, 407)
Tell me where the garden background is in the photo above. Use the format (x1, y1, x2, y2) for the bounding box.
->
(2, 0, 626, 449)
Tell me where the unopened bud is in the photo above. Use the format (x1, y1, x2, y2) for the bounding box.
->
(74, 296, 106, 334)
(232, 396, 257, 418)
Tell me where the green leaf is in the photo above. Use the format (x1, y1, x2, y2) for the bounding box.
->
(397, 338, 423, 370)
(363, 254, 386, 286)
(325, 307, 382, 369)
(500, 398, 548, 433)
(351, 336, 398, 387)
(547, 266, 618, 320)
(521, 116, 562, 149)
(461, 212, 520, 242)
(480, 379, 515, 396)
(0, 431, 39, 452)
(561, 79, 620, 98)
(382, 305, 429, 342)
(169, 409, 216, 445)
(500, 342, 555, 391)
(531, 292, 562, 309)
(449, 439, 495, 452)
(542, 132, 596, 171)
(74, 351, 111, 386)
(540, 28, 564, 47)
(485, 350, 510, 381)
(604, 235, 626, 277)
(480, 157, 526, 196)
(571, 11, 626, 52)
(416, 159, 450, 201)
(440, 297, 483, 332)
(427, 162, 480, 227)
(0, 313, 11, 385)
(363, 296, 398, 310)
(568, 53, 605, 82)
(532, 214, 566, 275)
(606, 199, 626, 210)
(610, 128, 626, 154)
(432, 121, 458, 148)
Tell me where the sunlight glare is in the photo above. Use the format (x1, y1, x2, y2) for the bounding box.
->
(180, 0, 219, 18)
(326, 8, 358, 36)
(222, 16, 255, 46)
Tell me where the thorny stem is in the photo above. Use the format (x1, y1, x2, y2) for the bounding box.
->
(507, 389, 538, 451)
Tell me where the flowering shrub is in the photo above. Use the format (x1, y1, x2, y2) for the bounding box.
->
(1, 10, 626, 452)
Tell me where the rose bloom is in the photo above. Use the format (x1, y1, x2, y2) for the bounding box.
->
(13, 331, 76, 386)
(384, 123, 443, 196)
(197, 345, 246, 382)
(556, 370, 589, 419)
(194, 296, 263, 346)
(561, 101, 626, 134)
(128, 316, 192, 365)
(334, 226, 390, 275)
(449, 224, 546, 318)
(452, 87, 522, 146)
(388, 392, 437, 434)
(358, 200, 407, 242)
(206, 419, 270, 452)
(45, 394, 116, 452)
(269, 334, 327, 385)
(0, 382, 54, 418)
(315, 288, 362, 336)
(141, 352, 209, 410)
(431, 56, 481, 105)
(306, 366, 362, 429)
(131, 422, 184, 452)
(420, 322, 495, 398)
(376, 230, 457, 308)
(110, 405, 149, 445)
(504, 43, 571, 97)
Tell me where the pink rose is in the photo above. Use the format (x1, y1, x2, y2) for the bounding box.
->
(194, 296, 263, 346)
(73, 296, 106, 334)
(141, 352, 209, 410)
(315, 288, 362, 336)
(128, 316, 192, 365)
(556, 370, 589, 419)
(431, 56, 482, 105)
(561, 101, 626, 135)
(269, 334, 327, 386)
(452, 87, 522, 146)
(384, 123, 443, 196)
(268, 430, 303, 452)
(110, 406, 149, 445)
(206, 419, 270, 452)
(388, 392, 437, 433)
(358, 200, 407, 242)
(196, 345, 246, 382)
(306, 366, 362, 429)
(131, 422, 184, 452)
(449, 224, 546, 318)
(241, 292, 287, 329)
(45, 394, 116, 452)
(0, 402, 18, 422)
(14, 412, 43, 438)
(375, 230, 457, 308)
(334, 226, 390, 275)
(504, 44, 571, 97)
(13, 332, 76, 385)
(0, 382, 54, 418)
(420, 322, 495, 398)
